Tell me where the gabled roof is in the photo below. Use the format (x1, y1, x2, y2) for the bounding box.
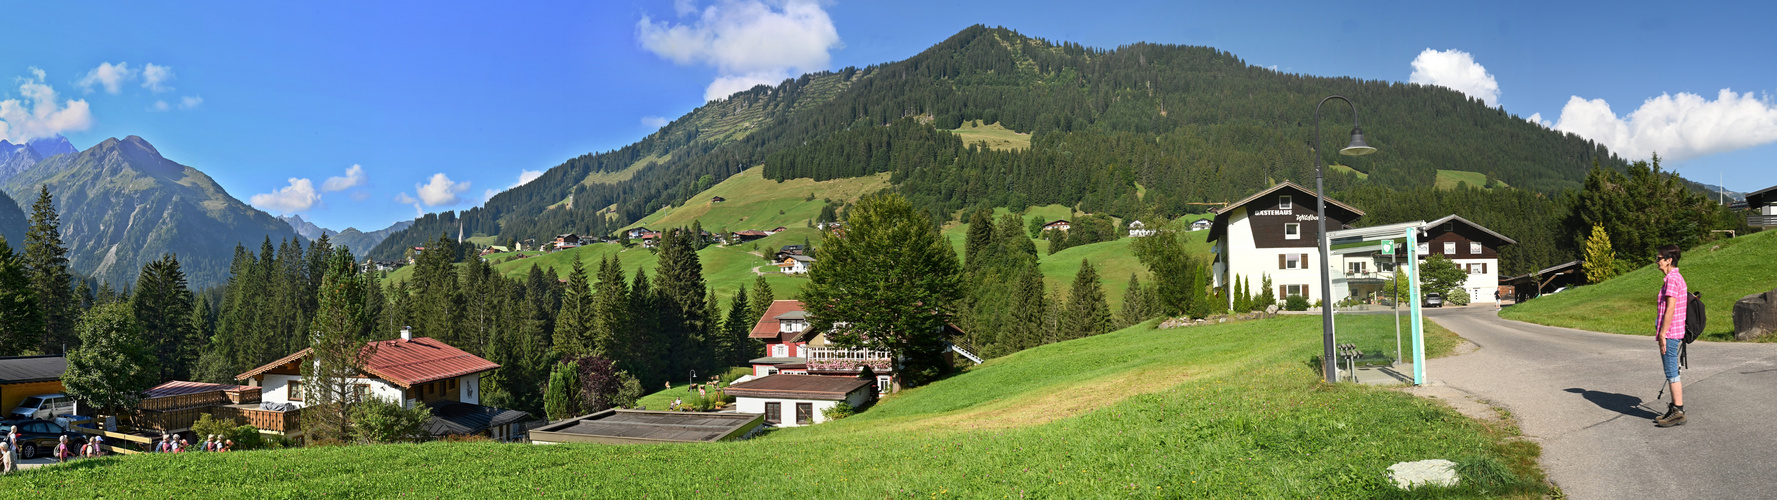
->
(725, 374, 872, 400)
(236, 337, 499, 388)
(1422, 214, 1518, 245)
(423, 401, 530, 436)
(750, 300, 806, 339)
(0, 355, 66, 384)
(1747, 184, 1777, 208)
(1209, 181, 1364, 243)
(1043, 219, 1071, 226)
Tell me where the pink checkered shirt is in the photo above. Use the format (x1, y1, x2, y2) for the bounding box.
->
(1657, 269, 1688, 339)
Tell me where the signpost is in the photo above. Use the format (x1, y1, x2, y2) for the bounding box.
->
(1405, 230, 1426, 385)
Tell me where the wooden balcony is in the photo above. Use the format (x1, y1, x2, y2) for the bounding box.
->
(213, 404, 303, 433)
(1750, 214, 1777, 227)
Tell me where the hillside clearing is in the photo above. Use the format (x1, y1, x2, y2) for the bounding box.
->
(946, 120, 1031, 151)
(1435, 169, 1504, 190)
(628, 166, 891, 232)
(6, 315, 1543, 498)
(1501, 229, 1777, 340)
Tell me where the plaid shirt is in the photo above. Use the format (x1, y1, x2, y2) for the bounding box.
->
(1657, 269, 1688, 339)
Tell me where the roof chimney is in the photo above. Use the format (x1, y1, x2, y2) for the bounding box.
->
(400, 326, 412, 341)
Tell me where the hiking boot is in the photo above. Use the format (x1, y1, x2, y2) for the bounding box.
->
(1656, 407, 1686, 427)
(1655, 403, 1678, 424)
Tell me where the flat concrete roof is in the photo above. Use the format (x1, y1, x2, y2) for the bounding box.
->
(529, 409, 762, 445)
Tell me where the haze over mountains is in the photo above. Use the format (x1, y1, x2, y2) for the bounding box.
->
(279, 213, 412, 256)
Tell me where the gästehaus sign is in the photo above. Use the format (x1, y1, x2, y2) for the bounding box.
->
(1253, 209, 1319, 221)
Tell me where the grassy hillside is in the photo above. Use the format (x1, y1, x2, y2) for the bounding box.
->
(627, 166, 891, 233)
(1501, 229, 1777, 340)
(387, 242, 807, 300)
(8, 315, 1544, 498)
(1435, 170, 1505, 190)
(945, 120, 1031, 151)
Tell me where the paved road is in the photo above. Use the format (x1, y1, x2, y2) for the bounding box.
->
(1424, 306, 1777, 499)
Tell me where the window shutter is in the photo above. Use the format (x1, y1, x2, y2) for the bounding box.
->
(1301, 254, 1309, 268)
(1482, 263, 1488, 274)
(1280, 285, 1287, 298)
(1279, 254, 1286, 269)
(1304, 285, 1310, 298)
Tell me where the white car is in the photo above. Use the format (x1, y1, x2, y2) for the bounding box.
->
(8, 393, 77, 420)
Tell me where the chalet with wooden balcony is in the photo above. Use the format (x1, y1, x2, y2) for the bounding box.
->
(235, 327, 530, 441)
(747, 300, 980, 394)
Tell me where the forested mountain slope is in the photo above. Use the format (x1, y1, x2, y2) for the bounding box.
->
(0, 136, 299, 287)
(0, 188, 25, 245)
(372, 25, 1635, 264)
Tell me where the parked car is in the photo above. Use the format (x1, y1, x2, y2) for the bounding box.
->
(0, 418, 88, 459)
(1423, 293, 1444, 308)
(8, 393, 77, 420)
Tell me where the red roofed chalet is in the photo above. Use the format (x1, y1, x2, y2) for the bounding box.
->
(747, 300, 981, 394)
(236, 327, 529, 441)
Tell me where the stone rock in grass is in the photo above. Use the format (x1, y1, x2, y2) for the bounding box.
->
(1387, 459, 1458, 490)
(1734, 289, 1777, 341)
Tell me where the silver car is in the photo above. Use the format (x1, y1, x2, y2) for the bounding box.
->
(8, 393, 76, 420)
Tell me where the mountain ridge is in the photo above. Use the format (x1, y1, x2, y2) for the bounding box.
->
(1, 135, 299, 288)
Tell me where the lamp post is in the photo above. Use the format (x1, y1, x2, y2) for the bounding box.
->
(1313, 95, 1376, 384)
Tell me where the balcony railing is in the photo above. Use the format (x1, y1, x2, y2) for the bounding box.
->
(212, 405, 303, 432)
(804, 347, 893, 372)
(1750, 215, 1777, 227)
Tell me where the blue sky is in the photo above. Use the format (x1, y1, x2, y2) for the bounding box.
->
(3, 0, 1773, 231)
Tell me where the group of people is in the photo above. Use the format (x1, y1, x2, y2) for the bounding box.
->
(150, 434, 235, 453)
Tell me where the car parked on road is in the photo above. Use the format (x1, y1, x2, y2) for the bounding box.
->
(1424, 293, 1444, 308)
(0, 418, 88, 459)
(8, 393, 77, 420)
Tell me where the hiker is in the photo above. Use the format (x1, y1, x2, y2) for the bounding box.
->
(207, 434, 220, 452)
(221, 439, 233, 452)
(179, 438, 191, 453)
(1, 442, 15, 474)
(55, 435, 72, 463)
(5, 425, 17, 453)
(158, 435, 175, 453)
(1654, 244, 1689, 427)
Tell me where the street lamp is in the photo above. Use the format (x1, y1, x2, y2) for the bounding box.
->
(1313, 95, 1376, 384)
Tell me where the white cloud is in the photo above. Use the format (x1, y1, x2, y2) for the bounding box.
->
(1526, 112, 1550, 127)
(142, 64, 175, 93)
(637, 0, 842, 101)
(249, 178, 320, 213)
(514, 169, 544, 187)
(1548, 89, 1777, 162)
(179, 96, 203, 109)
(394, 192, 418, 204)
(0, 70, 95, 143)
(150, 100, 171, 112)
(78, 62, 134, 94)
(483, 188, 499, 202)
(350, 191, 370, 202)
(414, 173, 470, 206)
(1409, 49, 1500, 107)
(322, 164, 367, 191)
(641, 115, 669, 127)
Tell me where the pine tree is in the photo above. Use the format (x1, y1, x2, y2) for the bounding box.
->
(0, 236, 42, 356)
(748, 275, 775, 322)
(964, 208, 996, 269)
(1260, 274, 1276, 310)
(553, 259, 592, 356)
(24, 186, 75, 354)
(303, 249, 377, 443)
(724, 286, 756, 366)
(627, 269, 660, 385)
(590, 256, 631, 366)
(132, 254, 196, 381)
(543, 361, 583, 421)
(1582, 223, 1619, 284)
(1117, 273, 1150, 328)
(654, 228, 709, 378)
(1063, 260, 1112, 339)
(1010, 266, 1047, 351)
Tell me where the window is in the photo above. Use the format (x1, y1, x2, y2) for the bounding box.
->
(448, 379, 457, 391)
(1282, 253, 1304, 270)
(1284, 223, 1300, 240)
(1467, 263, 1489, 274)
(1443, 242, 1456, 254)
(287, 380, 303, 401)
(1283, 284, 1307, 297)
(1470, 242, 1483, 255)
(796, 403, 814, 425)
(773, 344, 787, 357)
(1417, 243, 1429, 255)
(1279, 195, 1293, 210)
(765, 402, 781, 424)
(1379, 262, 1396, 272)
(1348, 262, 1367, 274)
(877, 376, 892, 394)
(766, 368, 779, 375)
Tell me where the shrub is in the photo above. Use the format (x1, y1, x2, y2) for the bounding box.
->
(1446, 287, 1471, 305)
(191, 414, 278, 451)
(1285, 295, 1309, 311)
(348, 396, 432, 444)
(821, 402, 855, 420)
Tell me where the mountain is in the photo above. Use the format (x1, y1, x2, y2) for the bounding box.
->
(279, 214, 336, 241)
(0, 136, 299, 288)
(329, 219, 412, 256)
(372, 25, 1639, 261)
(0, 188, 25, 247)
(0, 135, 77, 185)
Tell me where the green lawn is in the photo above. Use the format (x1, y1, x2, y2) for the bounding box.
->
(1330, 164, 1369, 180)
(9, 316, 1546, 498)
(1502, 229, 1777, 340)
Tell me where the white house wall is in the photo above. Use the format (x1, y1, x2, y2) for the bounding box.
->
(1450, 258, 1501, 303)
(1218, 206, 1325, 308)
(259, 373, 406, 408)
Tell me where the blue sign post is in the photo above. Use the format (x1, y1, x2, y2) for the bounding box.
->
(1406, 229, 1425, 385)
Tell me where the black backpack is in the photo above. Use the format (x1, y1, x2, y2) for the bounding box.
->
(1681, 291, 1704, 369)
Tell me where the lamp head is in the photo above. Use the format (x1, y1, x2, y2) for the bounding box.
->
(1340, 126, 1377, 156)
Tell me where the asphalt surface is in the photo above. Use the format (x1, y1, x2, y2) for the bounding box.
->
(1425, 306, 1777, 499)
